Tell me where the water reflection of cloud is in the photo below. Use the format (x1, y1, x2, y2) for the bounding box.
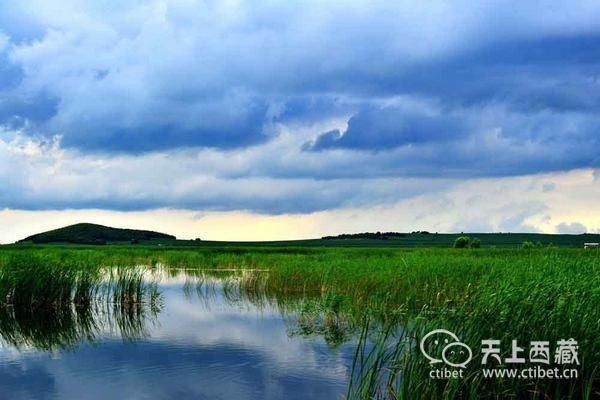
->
(151, 290, 352, 379)
(0, 280, 354, 399)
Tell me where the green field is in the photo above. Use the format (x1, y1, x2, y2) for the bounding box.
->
(0, 245, 598, 399)
(142, 232, 600, 247)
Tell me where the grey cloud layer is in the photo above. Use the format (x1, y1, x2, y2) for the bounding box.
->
(1, 3, 600, 153)
(305, 103, 600, 176)
(1, 1, 600, 212)
(0, 132, 455, 213)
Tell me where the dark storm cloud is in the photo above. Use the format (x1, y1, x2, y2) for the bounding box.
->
(305, 101, 600, 176)
(307, 106, 469, 151)
(0, 1, 598, 159)
(336, 34, 600, 113)
(58, 96, 271, 152)
(1, 1, 600, 213)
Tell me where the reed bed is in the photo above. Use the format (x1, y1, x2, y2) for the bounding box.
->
(0, 245, 597, 398)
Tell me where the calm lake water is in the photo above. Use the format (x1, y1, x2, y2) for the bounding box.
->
(0, 271, 360, 400)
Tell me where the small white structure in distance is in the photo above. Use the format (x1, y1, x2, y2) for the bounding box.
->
(584, 243, 599, 249)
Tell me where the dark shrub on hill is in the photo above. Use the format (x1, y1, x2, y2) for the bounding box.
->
(454, 236, 481, 248)
(453, 236, 471, 248)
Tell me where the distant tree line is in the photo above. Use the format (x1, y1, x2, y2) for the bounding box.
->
(322, 231, 432, 240)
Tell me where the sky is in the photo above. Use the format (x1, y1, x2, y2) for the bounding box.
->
(0, 0, 599, 242)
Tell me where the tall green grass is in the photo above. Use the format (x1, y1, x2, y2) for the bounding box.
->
(0, 252, 162, 349)
(346, 250, 600, 399)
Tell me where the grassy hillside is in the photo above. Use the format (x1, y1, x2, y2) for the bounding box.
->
(19, 223, 176, 245)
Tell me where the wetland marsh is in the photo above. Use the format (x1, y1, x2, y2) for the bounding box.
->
(0, 246, 597, 399)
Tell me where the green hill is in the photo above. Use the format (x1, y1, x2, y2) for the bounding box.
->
(19, 223, 176, 245)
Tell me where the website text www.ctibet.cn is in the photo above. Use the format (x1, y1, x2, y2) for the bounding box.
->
(420, 329, 579, 380)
